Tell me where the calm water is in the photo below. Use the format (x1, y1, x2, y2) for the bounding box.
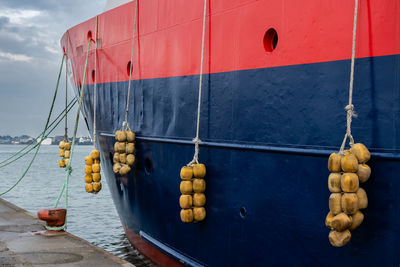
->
(0, 144, 152, 266)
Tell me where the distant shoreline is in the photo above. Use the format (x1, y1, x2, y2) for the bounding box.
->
(0, 135, 93, 146)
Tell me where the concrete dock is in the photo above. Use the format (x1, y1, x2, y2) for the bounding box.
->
(0, 198, 134, 266)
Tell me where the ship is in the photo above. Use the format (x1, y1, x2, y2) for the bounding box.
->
(61, 0, 400, 266)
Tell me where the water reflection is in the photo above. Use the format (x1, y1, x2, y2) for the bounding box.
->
(106, 233, 154, 266)
(0, 145, 151, 266)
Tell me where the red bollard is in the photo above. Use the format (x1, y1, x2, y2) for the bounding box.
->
(35, 208, 67, 236)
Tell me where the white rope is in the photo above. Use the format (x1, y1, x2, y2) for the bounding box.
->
(339, 0, 359, 154)
(93, 16, 98, 145)
(124, 0, 138, 130)
(188, 0, 207, 165)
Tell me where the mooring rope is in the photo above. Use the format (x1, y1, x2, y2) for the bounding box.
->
(123, 0, 138, 131)
(46, 38, 92, 231)
(188, 0, 208, 165)
(64, 32, 70, 142)
(0, 54, 66, 196)
(93, 16, 98, 145)
(339, 0, 359, 154)
(0, 99, 77, 169)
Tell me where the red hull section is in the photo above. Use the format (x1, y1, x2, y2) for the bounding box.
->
(61, 0, 399, 86)
(123, 225, 184, 267)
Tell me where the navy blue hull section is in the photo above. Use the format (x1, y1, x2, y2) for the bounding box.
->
(79, 55, 400, 266)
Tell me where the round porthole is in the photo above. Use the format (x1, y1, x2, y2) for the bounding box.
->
(87, 31, 92, 41)
(127, 61, 133, 76)
(144, 157, 153, 175)
(240, 207, 247, 218)
(263, 28, 278, 52)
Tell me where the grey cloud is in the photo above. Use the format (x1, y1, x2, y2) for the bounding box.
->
(0, 0, 106, 136)
(0, 0, 66, 12)
(0, 29, 57, 62)
(0, 16, 10, 29)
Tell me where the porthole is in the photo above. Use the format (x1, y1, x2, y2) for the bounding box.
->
(87, 31, 92, 41)
(240, 207, 247, 218)
(144, 157, 153, 175)
(263, 28, 278, 52)
(127, 61, 133, 76)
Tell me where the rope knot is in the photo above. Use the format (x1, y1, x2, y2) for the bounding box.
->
(345, 104, 354, 111)
(338, 0, 359, 156)
(345, 104, 358, 118)
(192, 137, 202, 145)
(122, 121, 131, 131)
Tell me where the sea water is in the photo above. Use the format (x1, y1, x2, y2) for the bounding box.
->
(0, 144, 151, 266)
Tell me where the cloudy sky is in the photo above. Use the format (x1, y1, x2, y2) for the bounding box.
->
(0, 0, 107, 137)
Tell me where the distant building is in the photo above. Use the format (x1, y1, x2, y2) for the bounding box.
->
(35, 137, 53, 145)
(19, 137, 33, 144)
(41, 138, 53, 145)
(79, 136, 93, 145)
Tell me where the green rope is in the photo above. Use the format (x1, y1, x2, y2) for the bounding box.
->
(0, 54, 65, 196)
(0, 99, 77, 169)
(0, 99, 77, 168)
(46, 39, 91, 231)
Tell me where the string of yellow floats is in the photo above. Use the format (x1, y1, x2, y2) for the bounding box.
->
(84, 17, 102, 194)
(84, 150, 102, 193)
(325, 0, 372, 247)
(58, 140, 71, 167)
(112, 1, 138, 176)
(179, 0, 208, 224)
(113, 129, 136, 175)
(326, 144, 371, 247)
(179, 164, 206, 223)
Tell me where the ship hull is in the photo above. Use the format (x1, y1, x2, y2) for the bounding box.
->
(82, 54, 400, 266)
(62, 1, 400, 266)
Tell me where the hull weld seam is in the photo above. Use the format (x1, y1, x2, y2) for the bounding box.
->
(100, 132, 400, 160)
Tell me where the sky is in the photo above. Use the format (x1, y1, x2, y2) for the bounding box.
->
(0, 0, 106, 137)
